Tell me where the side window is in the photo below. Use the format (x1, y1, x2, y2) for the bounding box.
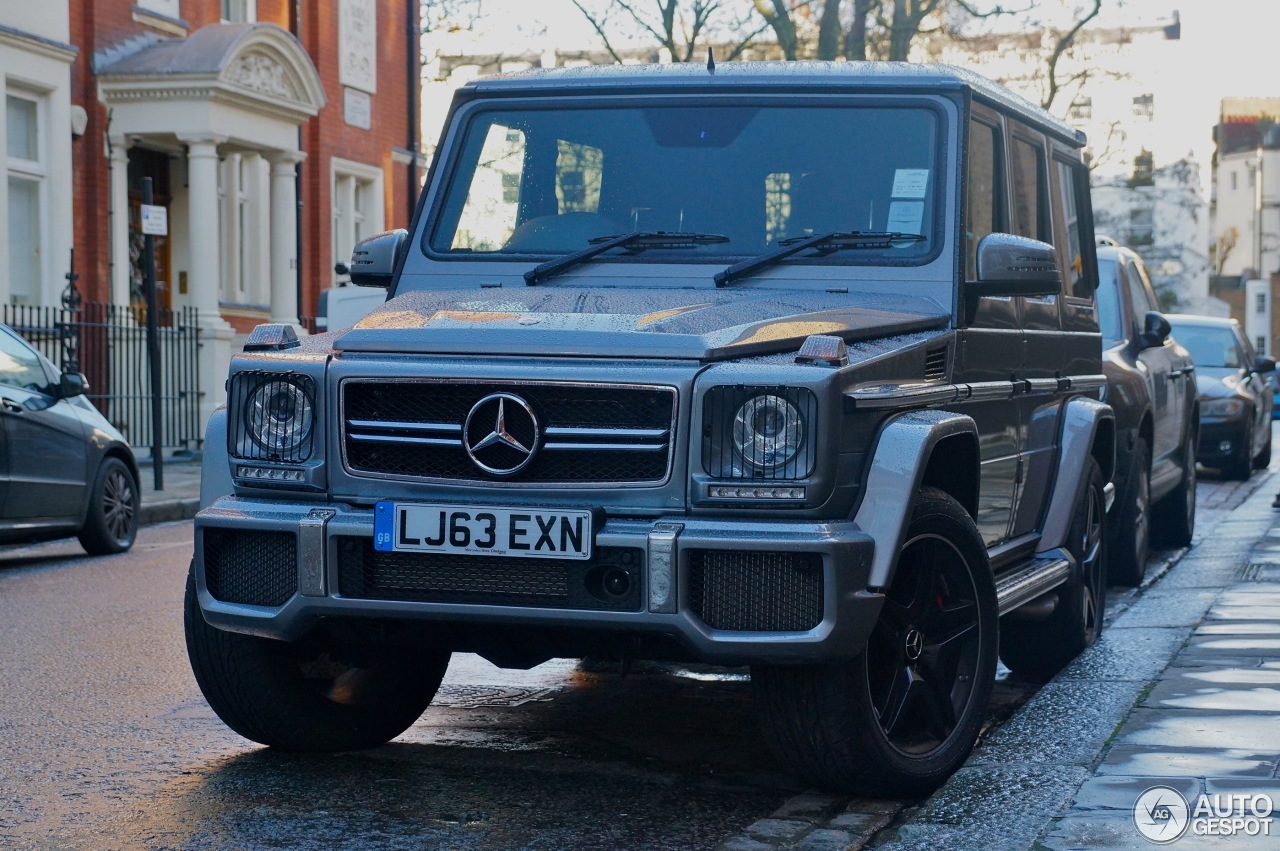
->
(0, 329, 50, 392)
(1056, 159, 1094, 298)
(1124, 261, 1154, 331)
(1009, 137, 1047, 242)
(1127, 258, 1160, 313)
(451, 123, 526, 251)
(965, 119, 1000, 281)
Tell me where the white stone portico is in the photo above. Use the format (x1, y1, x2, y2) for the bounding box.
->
(98, 22, 324, 427)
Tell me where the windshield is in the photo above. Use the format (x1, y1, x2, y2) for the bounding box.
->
(1169, 324, 1240, 369)
(429, 101, 942, 265)
(1094, 259, 1123, 345)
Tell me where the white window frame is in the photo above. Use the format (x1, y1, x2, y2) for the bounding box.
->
(5, 88, 48, 306)
(330, 157, 384, 283)
(221, 0, 257, 23)
(136, 0, 182, 19)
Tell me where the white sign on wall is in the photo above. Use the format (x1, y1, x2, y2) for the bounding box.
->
(344, 88, 372, 130)
(339, 0, 377, 95)
(135, 0, 181, 19)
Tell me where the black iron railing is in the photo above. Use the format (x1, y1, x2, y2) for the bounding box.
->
(1, 302, 203, 452)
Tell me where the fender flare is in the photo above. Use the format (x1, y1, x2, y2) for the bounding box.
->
(199, 406, 233, 509)
(854, 409, 979, 589)
(1038, 396, 1115, 554)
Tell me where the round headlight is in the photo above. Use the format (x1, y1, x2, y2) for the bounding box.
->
(246, 380, 313, 456)
(733, 394, 804, 469)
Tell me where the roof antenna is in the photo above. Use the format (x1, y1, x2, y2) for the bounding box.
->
(707, 46, 716, 75)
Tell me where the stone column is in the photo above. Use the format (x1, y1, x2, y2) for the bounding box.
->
(267, 151, 306, 327)
(108, 138, 131, 306)
(179, 134, 232, 431)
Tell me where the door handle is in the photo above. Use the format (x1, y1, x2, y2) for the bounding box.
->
(0, 397, 24, 413)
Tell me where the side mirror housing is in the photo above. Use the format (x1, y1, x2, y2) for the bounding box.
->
(964, 234, 1061, 323)
(59, 370, 87, 399)
(349, 229, 409, 289)
(1139, 311, 1171, 349)
(1255, 355, 1277, 374)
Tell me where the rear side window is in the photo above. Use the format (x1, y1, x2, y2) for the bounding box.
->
(1010, 137, 1047, 242)
(1094, 260, 1123, 345)
(1056, 159, 1094, 298)
(965, 120, 999, 281)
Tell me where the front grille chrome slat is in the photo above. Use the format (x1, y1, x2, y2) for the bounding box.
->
(342, 380, 677, 485)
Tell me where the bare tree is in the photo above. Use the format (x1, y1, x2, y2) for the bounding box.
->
(1040, 0, 1103, 110)
(573, 0, 768, 63)
(1213, 227, 1241, 277)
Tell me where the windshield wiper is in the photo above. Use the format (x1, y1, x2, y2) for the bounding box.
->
(524, 231, 729, 286)
(713, 230, 926, 288)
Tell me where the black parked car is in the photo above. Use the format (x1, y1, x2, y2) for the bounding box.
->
(0, 323, 140, 554)
(1167, 314, 1275, 480)
(1094, 242, 1197, 585)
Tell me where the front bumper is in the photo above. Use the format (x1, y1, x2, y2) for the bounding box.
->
(194, 496, 882, 666)
(1197, 417, 1249, 464)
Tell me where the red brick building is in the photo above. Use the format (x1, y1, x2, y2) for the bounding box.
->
(62, 0, 420, 425)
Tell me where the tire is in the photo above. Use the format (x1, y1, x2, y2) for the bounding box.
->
(1001, 457, 1107, 683)
(78, 456, 140, 555)
(1153, 426, 1197, 548)
(1254, 429, 1272, 470)
(1108, 439, 1149, 588)
(184, 564, 450, 750)
(752, 488, 998, 796)
(1224, 420, 1253, 480)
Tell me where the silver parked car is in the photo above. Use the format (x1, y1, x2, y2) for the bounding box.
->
(0, 323, 139, 554)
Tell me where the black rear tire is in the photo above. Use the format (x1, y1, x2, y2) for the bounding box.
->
(1153, 429, 1196, 548)
(1225, 420, 1253, 480)
(78, 456, 139, 555)
(1254, 430, 1272, 470)
(1108, 439, 1150, 588)
(184, 564, 450, 750)
(1001, 457, 1107, 683)
(752, 488, 998, 796)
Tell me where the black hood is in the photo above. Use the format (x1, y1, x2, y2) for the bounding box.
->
(334, 287, 950, 361)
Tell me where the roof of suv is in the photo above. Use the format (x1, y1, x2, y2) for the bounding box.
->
(459, 61, 1085, 147)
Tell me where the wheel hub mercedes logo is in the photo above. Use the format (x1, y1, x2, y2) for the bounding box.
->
(463, 393, 539, 476)
(904, 628, 924, 661)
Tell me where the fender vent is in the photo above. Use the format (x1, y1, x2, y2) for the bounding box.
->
(924, 346, 948, 381)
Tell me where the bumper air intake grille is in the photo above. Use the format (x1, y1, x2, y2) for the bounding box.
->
(336, 537, 644, 611)
(342, 381, 675, 485)
(687, 550, 824, 632)
(203, 528, 298, 607)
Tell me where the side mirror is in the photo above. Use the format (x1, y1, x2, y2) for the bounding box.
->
(1139, 311, 1171, 349)
(1255, 355, 1277, 374)
(59, 370, 87, 399)
(964, 234, 1061, 323)
(349, 229, 409, 289)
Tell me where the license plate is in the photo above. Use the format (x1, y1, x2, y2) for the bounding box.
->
(374, 502, 592, 560)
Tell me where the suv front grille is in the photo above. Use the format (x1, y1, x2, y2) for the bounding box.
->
(686, 550, 824, 632)
(335, 537, 643, 611)
(342, 381, 676, 485)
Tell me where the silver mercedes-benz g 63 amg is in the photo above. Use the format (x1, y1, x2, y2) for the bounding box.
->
(187, 62, 1114, 795)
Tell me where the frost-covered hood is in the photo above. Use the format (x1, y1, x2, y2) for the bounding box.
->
(333, 288, 949, 361)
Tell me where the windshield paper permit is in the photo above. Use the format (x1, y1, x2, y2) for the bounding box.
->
(891, 168, 930, 199)
(886, 201, 925, 235)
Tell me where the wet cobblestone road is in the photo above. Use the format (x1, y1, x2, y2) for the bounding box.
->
(0, 457, 1273, 850)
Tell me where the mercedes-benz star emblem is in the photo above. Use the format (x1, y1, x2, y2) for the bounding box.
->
(463, 393, 539, 476)
(904, 628, 924, 662)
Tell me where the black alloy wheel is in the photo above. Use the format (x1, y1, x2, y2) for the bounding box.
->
(1110, 438, 1150, 587)
(752, 488, 997, 796)
(867, 532, 984, 756)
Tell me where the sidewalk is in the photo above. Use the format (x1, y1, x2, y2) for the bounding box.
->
(136, 456, 202, 526)
(876, 473, 1280, 851)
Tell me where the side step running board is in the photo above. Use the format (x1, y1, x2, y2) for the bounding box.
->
(995, 557, 1072, 616)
